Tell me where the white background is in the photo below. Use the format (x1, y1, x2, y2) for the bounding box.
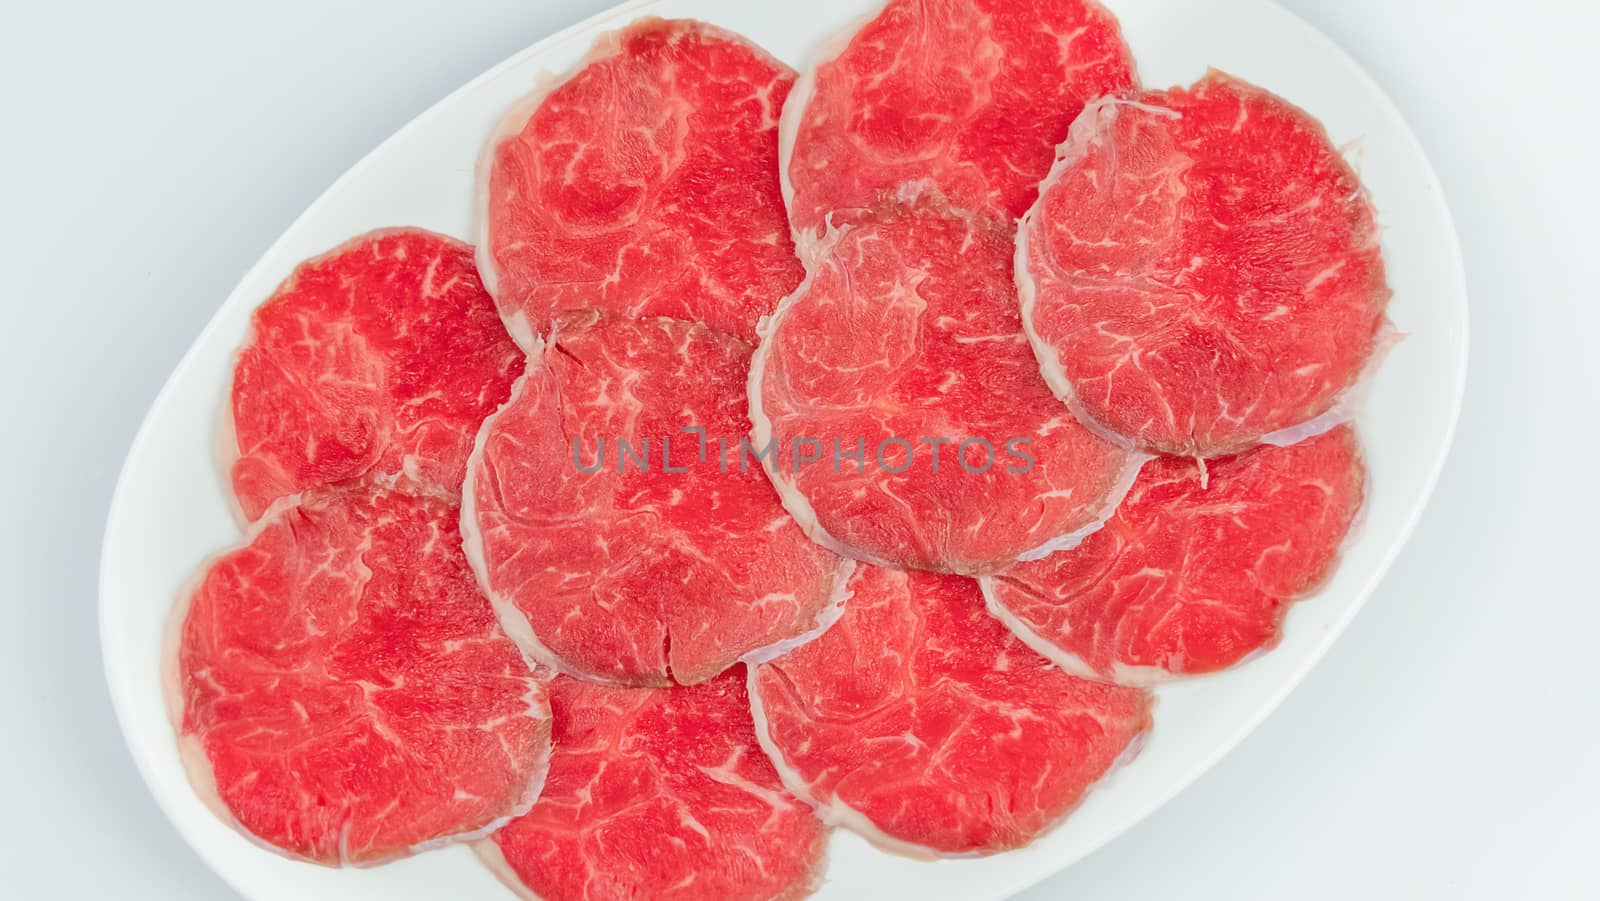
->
(2, 0, 1595, 898)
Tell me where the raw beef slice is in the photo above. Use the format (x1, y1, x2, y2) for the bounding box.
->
(478, 670, 827, 901)
(781, 0, 1136, 247)
(750, 565, 1152, 857)
(982, 425, 1366, 684)
(1019, 71, 1392, 457)
(226, 228, 520, 522)
(164, 486, 552, 866)
(464, 311, 851, 687)
(478, 18, 802, 346)
(750, 200, 1142, 576)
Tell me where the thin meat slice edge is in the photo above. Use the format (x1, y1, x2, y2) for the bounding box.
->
(1017, 71, 1393, 457)
(779, 0, 1138, 256)
(749, 566, 1152, 857)
(749, 200, 1145, 576)
(463, 312, 853, 687)
(476, 17, 802, 347)
(475, 671, 829, 901)
(980, 425, 1368, 685)
(221, 227, 520, 524)
(163, 486, 553, 867)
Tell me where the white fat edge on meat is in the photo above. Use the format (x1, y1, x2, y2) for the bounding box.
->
(464, 313, 816, 687)
(1016, 97, 1177, 455)
(986, 424, 1374, 686)
(475, 14, 795, 346)
(1022, 84, 1395, 458)
(690, 17, 798, 81)
(746, 665, 963, 861)
(1014, 447, 1151, 564)
(162, 490, 311, 734)
(471, 6, 653, 319)
(458, 335, 588, 682)
(760, 193, 1108, 576)
(472, 780, 822, 901)
(1255, 423, 1376, 662)
(1024, 711, 1154, 843)
(406, 674, 555, 858)
(405, 730, 553, 859)
(776, 5, 883, 263)
(864, 582, 1164, 851)
(388, 699, 552, 866)
(782, 0, 1143, 260)
(163, 497, 309, 862)
(1230, 62, 1398, 449)
(1318, 426, 1375, 587)
(473, 64, 563, 337)
(219, 227, 480, 525)
(739, 558, 858, 665)
(355, 466, 557, 862)
(168, 487, 554, 867)
(976, 574, 1171, 687)
(163, 490, 348, 867)
(747, 238, 901, 573)
(178, 720, 380, 867)
(749, 630, 1152, 859)
(1259, 317, 1402, 448)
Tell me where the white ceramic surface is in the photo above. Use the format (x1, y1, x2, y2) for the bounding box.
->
(99, 0, 1469, 898)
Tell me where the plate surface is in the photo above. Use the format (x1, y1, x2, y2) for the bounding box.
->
(100, 0, 1468, 898)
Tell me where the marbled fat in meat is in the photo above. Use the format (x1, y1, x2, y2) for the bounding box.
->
(166, 486, 552, 866)
(1019, 72, 1391, 457)
(464, 312, 850, 686)
(782, 0, 1136, 248)
(479, 670, 827, 901)
(750, 200, 1142, 576)
(750, 565, 1151, 856)
(983, 426, 1366, 684)
(478, 18, 802, 346)
(227, 229, 520, 522)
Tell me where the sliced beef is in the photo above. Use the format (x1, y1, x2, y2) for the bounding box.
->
(782, 0, 1135, 249)
(1019, 71, 1391, 457)
(165, 486, 551, 866)
(464, 311, 850, 686)
(984, 425, 1366, 684)
(226, 229, 520, 522)
(479, 669, 827, 901)
(750, 564, 1151, 857)
(750, 200, 1141, 575)
(478, 18, 802, 346)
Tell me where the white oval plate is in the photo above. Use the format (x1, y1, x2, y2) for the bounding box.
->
(100, 0, 1467, 898)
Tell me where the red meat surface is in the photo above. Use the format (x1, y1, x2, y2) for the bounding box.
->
(1019, 72, 1391, 457)
(165, 486, 551, 866)
(984, 425, 1366, 684)
(751, 200, 1141, 575)
(464, 311, 849, 686)
(478, 18, 802, 346)
(782, 0, 1136, 247)
(226, 228, 520, 522)
(750, 565, 1151, 856)
(479, 670, 827, 901)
